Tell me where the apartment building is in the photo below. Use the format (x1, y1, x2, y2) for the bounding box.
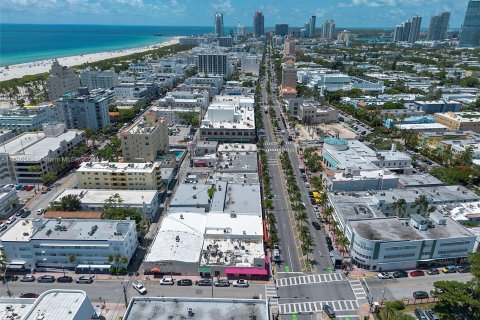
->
(157, 90, 209, 110)
(46, 60, 81, 101)
(0, 186, 19, 218)
(80, 67, 118, 90)
(120, 112, 168, 162)
(0, 218, 137, 270)
(0, 105, 57, 132)
(56, 88, 111, 131)
(434, 112, 480, 132)
(149, 106, 201, 125)
(76, 161, 163, 190)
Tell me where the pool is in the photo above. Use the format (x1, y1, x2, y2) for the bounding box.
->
(173, 150, 185, 160)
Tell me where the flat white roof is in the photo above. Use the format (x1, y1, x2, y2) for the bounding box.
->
(0, 132, 45, 154)
(55, 189, 158, 205)
(77, 161, 159, 173)
(397, 123, 448, 130)
(24, 290, 92, 320)
(205, 213, 263, 237)
(145, 211, 207, 263)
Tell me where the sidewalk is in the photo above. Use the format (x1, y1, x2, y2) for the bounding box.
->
(358, 303, 374, 320)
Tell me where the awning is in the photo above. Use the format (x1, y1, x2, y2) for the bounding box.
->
(225, 267, 268, 275)
(6, 264, 25, 270)
(76, 264, 111, 269)
(151, 266, 161, 273)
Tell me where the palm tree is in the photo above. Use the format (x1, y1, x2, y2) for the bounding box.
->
(322, 206, 334, 223)
(330, 220, 339, 233)
(318, 192, 328, 209)
(295, 211, 308, 224)
(460, 146, 474, 165)
(413, 195, 429, 216)
(68, 254, 76, 264)
(279, 140, 285, 151)
(391, 198, 407, 218)
(336, 236, 350, 256)
(121, 256, 128, 266)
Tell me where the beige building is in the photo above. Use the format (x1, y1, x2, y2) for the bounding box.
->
(46, 60, 81, 101)
(76, 161, 163, 190)
(434, 112, 480, 132)
(281, 59, 297, 98)
(120, 112, 168, 162)
(283, 36, 295, 56)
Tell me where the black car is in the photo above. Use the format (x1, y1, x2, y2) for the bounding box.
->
(37, 275, 55, 283)
(57, 276, 73, 283)
(325, 237, 332, 245)
(16, 209, 25, 216)
(323, 304, 336, 319)
(425, 309, 440, 320)
(310, 198, 317, 205)
(393, 270, 408, 278)
(312, 221, 321, 230)
(20, 293, 39, 298)
(413, 291, 429, 299)
(427, 268, 439, 275)
(196, 279, 212, 286)
(177, 279, 193, 286)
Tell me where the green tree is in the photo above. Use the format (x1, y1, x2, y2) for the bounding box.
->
(207, 186, 216, 199)
(51, 194, 81, 211)
(413, 195, 430, 216)
(391, 198, 407, 218)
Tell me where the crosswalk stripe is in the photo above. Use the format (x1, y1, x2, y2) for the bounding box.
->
(276, 273, 345, 287)
(278, 300, 358, 315)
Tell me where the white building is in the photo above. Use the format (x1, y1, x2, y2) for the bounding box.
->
(0, 290, 96, 320)
(200, 95, 256, 142)
(56, 88, 111, 131)
(240, 54, 261, 75)
(150, 106, 202, 125)
(323, 169, 399, 192)
(0, 123, 85, 184)
(157, 90, 209, 110)
(197, 52, 233, 78)
(0, 186, 19, 218)
(0, 105, 57, 132)
(0, 218, 138, 270)
(53, 189, 160, 221)
(114, 82, 156, 103)
(80, 67, 118, 90)
(295, 99, 338, 124)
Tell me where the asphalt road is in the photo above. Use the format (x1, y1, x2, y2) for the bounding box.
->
(0, 277, 264, 303)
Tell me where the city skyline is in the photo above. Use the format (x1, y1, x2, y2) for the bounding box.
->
(0, 0, 475, 28)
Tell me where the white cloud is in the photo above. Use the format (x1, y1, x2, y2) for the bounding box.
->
(211, 0, 233, 15)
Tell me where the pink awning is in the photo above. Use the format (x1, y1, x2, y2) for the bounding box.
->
(225, 267, 268, 275)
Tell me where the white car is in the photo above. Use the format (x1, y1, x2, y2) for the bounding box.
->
(313, 206, 319, 212)
(36, 208, 45, 215)
(132, 280, 147, 294)
(232, 279, 249, 287)
(6, 217, 16, 224)
(377, 272, 393, 279)
(159, 277, 174, 285)
(304, 182, 310, 188)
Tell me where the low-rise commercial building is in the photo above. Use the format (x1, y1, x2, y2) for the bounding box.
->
(76, 161, 163, 190)
(114, 82, 156, 103)
(418, 130, 480, 149)
(395, 123, 448, 132)
(0, 218, 137, 270)
(120, 112, 168, 162)
(149, 106, 202, 125)
(200, 96, 256, 142)
(157, 90, 209, 110)
(123, 297, 268, 320)
(412, 100, 461, 114)
(53, 189, 160, 221)
(0, 186, 19, 218)
(80, 67, 118, 90)
(293, 100, 338, 124)
(434, 112, 480, 132)
(0, 105, 57, 132)
(323, 169, 398, 192)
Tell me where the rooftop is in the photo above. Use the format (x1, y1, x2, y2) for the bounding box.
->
(436, 112, 480, 122)
(215, 150, 258, 173)
(24, 290, 93, 320)
(397, 173, 444, 188)
(373, 185, 479, 204)
(54, 189, 158, 205)
(77, 161, 159, 173)
(200, 236, 264, 267)
(169, 183, 211, 209)
(124, 297, 268, 320)
(350, 216, 474, 241)
(396, 123, 448, 130)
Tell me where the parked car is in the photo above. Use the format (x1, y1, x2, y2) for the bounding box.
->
(413, 291, 429, 299)
(425, 310, 440, 320)
(20, 275, 35, 282)
(159, 277, 175, 285)
(132, 280, 147, 294)
(304, 182, 310, 188)
(273, 249, 281, 262)
(232, 279, 249, 287)
(457, 265, 471, 273)
(410, 270, 426, 277)
(76, 276, 94, 284)
(36, 208, 45, 215)
(57, 276, 73, 283)
(312, 221, 321, 230)
(196, 279, 213, 286)
(0, 223, 7, 232)
(313, 206, 319, 212)
(16, 209, 25, 216)
(37, 275, 56, 283)
(177, 279, 193, 286)
(6, 217, 16, 224)
(377, 272, 393, 279)
(442, 265, 457, 273)
(430, 287, 444, 297)
(393, 270, 408, 278)
(315, 212, 323, 221)
(214, 279, 230, 287)
(325, 237, 332, 245)
(427, 268, 439, 275)
(21, 210, 30, 218)
(20, 293, 39, 298)
(323, 304, 336, 319)
(415, 309, 428, 320)
(24, 185, 34, 191)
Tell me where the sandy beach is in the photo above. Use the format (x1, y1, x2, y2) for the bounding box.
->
(0, 37, 180, 82)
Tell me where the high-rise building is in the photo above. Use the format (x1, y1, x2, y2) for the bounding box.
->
(460, 0, 480, 47)
(427, 12, 450, 41)
(304, 22, 311, 38)
(218, 36, 233, 47)
(284, 36, 296, 56)
(403, 20, 412, 41)
(237, 23, 245, 36)
(309, 16, 316, 38)
(281, 59, 297, 98)
(56, 88, 111, 131)
(214, 12, 224, 38)
(197, 52, 232, 78)
(120, 112, 169, 162)
(46, 60, 81, 101)
(322, 20, 335, 39)
(393, 24, 404, 41)
(408, 15, 422, 43)
(253, 11, 264, 37)
(275, 24, 289, 37)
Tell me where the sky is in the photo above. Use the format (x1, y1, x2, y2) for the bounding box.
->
(0, 0, 474, 28)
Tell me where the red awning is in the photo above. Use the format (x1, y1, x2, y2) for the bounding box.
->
(225, 267, 268, 275)
(150, 266, 161, 273)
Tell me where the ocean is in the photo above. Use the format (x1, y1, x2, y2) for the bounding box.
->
(0, 24, 213, 66)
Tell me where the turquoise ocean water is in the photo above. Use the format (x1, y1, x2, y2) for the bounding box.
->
(0, 24, 213, 66)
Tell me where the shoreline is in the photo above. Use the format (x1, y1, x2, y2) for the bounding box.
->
(0, 36, 180, 82)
